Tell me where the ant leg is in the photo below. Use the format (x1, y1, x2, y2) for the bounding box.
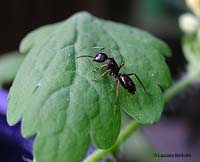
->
(119, 62, 124, 70)
(92, 69, 111, 81)
(91, 64, 107, 72)
(127, 73, 149, 95)
(93, 46, 105, 51)
(114, 80, 120, 114)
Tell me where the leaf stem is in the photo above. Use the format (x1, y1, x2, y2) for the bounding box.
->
(84, 69, 200, 162)
(164, 69, 200, 102)
(83, 120, 140, 162)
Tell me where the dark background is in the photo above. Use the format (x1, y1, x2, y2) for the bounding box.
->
(1, 0, 200, 162)
(0, 0, 187, 76)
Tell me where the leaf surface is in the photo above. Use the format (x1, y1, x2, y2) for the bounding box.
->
(7, 12, 171, 162)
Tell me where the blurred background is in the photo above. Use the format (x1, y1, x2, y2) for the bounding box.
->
(0, 0, 200, 162)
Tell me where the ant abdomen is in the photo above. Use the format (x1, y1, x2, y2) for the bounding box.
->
(118, 74, 136, 94)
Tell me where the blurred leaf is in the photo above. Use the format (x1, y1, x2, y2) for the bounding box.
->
(182, 32, 200, 71)
(7, 12, 171, 162)
(120, 130, 159, 162)
(0, 51, 24, 87)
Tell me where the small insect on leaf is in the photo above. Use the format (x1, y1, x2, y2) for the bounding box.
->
(77, 51, 150, 114)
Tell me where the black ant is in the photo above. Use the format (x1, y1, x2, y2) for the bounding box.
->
(77, 47, 149, 113)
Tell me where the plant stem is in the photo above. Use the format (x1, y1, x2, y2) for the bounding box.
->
(164, 70, 200, 102)
(84, 69, 200, 162)
(84, 120, 140, 162)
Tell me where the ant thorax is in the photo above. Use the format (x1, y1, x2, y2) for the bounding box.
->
(105, 58, 119, 75)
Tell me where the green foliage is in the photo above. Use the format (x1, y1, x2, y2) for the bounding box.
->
(7, 12, 171, 162)
(0, 51, 24, 87)
(182, 31, 200, 71)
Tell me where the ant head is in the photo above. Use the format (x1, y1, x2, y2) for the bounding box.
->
(93, 53, 108, 62)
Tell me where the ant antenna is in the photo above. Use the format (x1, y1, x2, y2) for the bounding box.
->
(76, 55, 94, 59)
(119, 62, 124, 70)
(93, 46, 105, 51)
(77, 46, 105, 59)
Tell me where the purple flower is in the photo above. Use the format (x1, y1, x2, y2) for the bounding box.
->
(0, 89, 8, 115)
(0, 89, 33, 162)
(86, 144, 96, 157)
(85, 144, 106, 162)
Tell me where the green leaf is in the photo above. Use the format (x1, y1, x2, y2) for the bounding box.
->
(7, 12, 171, 162)
(182, 33, 200, 70)
(182, 31, 200, 84)
(0, 51, 24, 87)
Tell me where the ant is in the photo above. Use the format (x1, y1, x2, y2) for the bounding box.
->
(77, 47, 149, 113)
